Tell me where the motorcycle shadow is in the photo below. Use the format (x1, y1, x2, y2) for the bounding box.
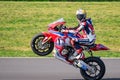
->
(102, 78, 120, 80)
(63, 78, 120, 80)
(62, 79, 84, 80)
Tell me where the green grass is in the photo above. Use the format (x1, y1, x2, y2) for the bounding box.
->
(0, 2, 120, 57)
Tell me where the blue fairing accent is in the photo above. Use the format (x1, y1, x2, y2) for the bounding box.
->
(67, 33, 79, 38)
(56, 32, 64, 36)
(50, 30, 65, 37)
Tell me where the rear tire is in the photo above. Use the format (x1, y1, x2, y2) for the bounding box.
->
(31, 33, 54, 56)
(80, 57, 105, 80)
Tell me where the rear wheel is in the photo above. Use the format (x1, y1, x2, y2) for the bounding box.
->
(80, 57, 105, 80)
(31, 33, 54, 56)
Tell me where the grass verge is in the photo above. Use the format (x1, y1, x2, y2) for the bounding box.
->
(0, 2, 120, 57)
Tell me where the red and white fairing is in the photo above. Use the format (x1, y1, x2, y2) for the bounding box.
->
(48, 18, 66, 31)
(42, 18, 109, 52)
(90, 44, 109, 51)
(42, 18, 66, 44)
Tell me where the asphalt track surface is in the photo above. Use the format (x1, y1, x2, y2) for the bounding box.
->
(0, 58, 120, 80)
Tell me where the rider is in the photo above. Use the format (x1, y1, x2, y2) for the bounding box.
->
(54, 8, 96, 67)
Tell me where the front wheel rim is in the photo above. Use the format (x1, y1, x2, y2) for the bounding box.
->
(34, 37, 51, 53)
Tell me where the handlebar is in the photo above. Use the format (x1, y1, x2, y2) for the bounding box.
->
(59, 25, 67, 32)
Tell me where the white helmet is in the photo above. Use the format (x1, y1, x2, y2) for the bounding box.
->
(76, 9, 86, 21)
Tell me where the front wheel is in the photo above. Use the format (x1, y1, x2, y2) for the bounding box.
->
(80, 57, 106, 80)
(31, 33, 54, 56)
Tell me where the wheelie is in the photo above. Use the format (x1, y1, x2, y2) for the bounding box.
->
(31, 9, 109, 80)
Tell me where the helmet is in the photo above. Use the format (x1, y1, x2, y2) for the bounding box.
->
(76, 9, 86, 21)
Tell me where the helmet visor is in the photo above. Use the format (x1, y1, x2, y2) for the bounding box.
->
(77, 14, 85, 21)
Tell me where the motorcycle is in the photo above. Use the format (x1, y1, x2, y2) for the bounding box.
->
(31, 18, 109, 80)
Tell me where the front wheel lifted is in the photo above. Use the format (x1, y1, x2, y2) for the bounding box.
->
(31, 33, 54, 56)
(80, 57, 106, 80)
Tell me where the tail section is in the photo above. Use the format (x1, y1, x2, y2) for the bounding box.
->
(90, 44, 109, 51)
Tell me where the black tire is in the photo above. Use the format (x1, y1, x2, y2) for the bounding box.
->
(31, 33, 54, 56)
(80, 57, 106, 80)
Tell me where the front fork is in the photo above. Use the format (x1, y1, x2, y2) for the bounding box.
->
(42, 36, 52, 45)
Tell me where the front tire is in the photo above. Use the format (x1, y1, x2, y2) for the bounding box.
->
(31, 33, 54, 56)
(80, 57, 105, 80)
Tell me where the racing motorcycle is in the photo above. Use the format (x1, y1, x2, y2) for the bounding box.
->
(31, 18, 109, 80)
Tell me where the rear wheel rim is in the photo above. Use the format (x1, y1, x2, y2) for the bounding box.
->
(86, 61, 101, 78)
